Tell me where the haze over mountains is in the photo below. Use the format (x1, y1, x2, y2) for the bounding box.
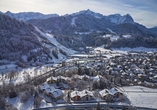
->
(1, 9, 157, 63)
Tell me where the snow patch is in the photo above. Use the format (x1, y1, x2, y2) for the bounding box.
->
(75, 31, 91, 35)
(110, 36, 119, 42)
(103, 34, 119, 42)
(35, 26, 76, 55)
(106, 28, 116, 34)
(71, 17, 77, 27)
(123, 34, 132, 38)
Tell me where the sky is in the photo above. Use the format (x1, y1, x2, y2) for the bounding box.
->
(0, 0, 157, 28)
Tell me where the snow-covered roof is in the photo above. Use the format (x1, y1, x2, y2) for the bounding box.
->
(79, 90, 94, 97)
(99, 88, 123, 97)
(70, 91, 80, 98)
(70, 90, 94, 98)
(39, 83, 49, 90)
(99, 89, 109, 97)
(92, 75, 102, 82)
(46, 77, 57, 82)
(80, 74, 90, 79)
(39, 83, 62, 98)
(109, 88, 119, 95)
(154, 75, 157, 78)
(45, 86, 56, 93)
(39, 83, 63, 98)
(50, 89, 62, 98)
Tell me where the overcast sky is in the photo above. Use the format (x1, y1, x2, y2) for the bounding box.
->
(0, 0, 157, 28)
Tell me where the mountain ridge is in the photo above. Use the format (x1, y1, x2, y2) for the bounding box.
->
(0, 14, 81, 66)
(25, 10, 157, 48)
(1, 10, 157, 61)
(4, 10, 135, 25)
(4, 11, 59, 21)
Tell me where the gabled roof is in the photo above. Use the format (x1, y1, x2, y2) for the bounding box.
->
(50, 89, 62, 98)
(70, 90, 94, 98)
(92, 75, 102, 82)
(99, 89, 109, 97)
(80, 74, 90, 79)
(45, 86, 56, 93)
(39, 83, 49, 90)
(99, 88, 123, 97)
(70, 91, 80, 98)
(79, 90, 94, 97)
(39, 84, 62, 98)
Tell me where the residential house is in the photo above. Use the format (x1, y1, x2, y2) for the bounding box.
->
(99, 89, 113, 102)
(70, 91, 81, 101)
(39, 83, 50, 93)
(46, 77, 57, 84)
(38, 84, 63, 101)
(79, 90, 95, 101)
(70, 90, 95, 102)
(99, 88, 123, 102)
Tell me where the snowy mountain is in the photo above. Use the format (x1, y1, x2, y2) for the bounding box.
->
(27, 10, 157, 48)
(107, 13, 134, 24)
(5, 11, 59, 21)
(0, 14, 77, 66)
(27, 9, 155, 37)
(70, 9, 103, 19)
(2, 9, 157, 56)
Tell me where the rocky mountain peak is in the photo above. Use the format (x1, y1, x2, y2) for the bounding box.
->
(71, 9, 103, 19)
(107, 13, 134, 24)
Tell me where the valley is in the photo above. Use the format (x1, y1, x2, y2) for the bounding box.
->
(0, 9, 157, 110)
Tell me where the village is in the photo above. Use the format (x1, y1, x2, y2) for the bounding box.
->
(1, 48, 157, 110)
(35, 48, 157, 108)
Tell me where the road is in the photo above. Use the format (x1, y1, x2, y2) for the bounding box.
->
(33, 102, 157, 110)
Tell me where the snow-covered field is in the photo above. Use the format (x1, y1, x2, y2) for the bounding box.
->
(95, 46, 157, 54)
(35, 27, 76, 55)
(95, 45, 127, 54)
(71, 17, 77, 27)
(0, 65, 54, 85)
(112, 47, 157, 52)
(7, 96, 34, 110)
(122, 86, 157, 109)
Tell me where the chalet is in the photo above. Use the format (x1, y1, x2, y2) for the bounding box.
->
(44, 86, 56, 98)
(38, 84, 63, 100)
(47, 89, 63, 100)
(57, 75, 68, 83)
(80, 74, 90, 80)
(109, 88, 123, 98)
(46, 77, 57, 84)
(39, 83, 50, 93)
(70, 90, 94, 102)
(70, 91, 81, 101)
(99, 88, 123, 102)
(99, 89, 113, 102)
(79, 90, 94, 101)
(92, 75, 102, 82)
